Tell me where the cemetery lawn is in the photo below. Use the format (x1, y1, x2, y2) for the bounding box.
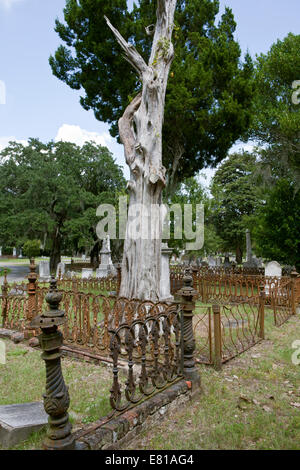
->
(0, 339, 112, 450)
(126, 313, 300, 450)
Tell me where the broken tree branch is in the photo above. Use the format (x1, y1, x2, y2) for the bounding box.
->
(118, 93, 142, 166)
(104, 16, 148, 77)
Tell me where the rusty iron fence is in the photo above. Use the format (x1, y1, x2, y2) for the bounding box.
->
(170, 266, 296, 307)
(193, 294, 265, 368)
(1, 261, 299, 372)
(170, 264, 265, 276)
(109, 303, 182, 411)
(271, 278, 294, 327)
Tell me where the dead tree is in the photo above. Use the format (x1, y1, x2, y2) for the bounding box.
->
(105, 0, 177, 301)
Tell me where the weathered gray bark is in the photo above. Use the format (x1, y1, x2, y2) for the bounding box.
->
(105, 1, 177, 301)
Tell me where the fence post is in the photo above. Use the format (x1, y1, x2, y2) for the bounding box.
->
(291, 271, 298, 315)
(116, 263, 122, 297)
(1, 269, 8, 327)
(177, 271, 201, 388)
(212, 304, 222, 371)
(25, 258, 38, 339)
(191, 265, 198, 293)
(258, 285, 265, 339)
(29, 277, 75, 450)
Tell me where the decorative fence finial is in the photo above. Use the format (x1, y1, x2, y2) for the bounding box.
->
(30, 276, 75, 450)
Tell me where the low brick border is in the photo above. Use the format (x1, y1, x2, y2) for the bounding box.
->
(74, 379, 201, 450)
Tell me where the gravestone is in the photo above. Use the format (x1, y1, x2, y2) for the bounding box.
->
(0, 402, 47, 448)
(39, 260, 50, 280)
(223, 254, 231, 268)
(243, 229, 259, 268)
(18, 249, 23, 259)
(82, 268, 93, 279)
(0, 247, 2, 257)
(160, 243, 174, 302)
(207, 256, 216, 267)
(96, 235, 116, 278)
(56, 262, 65, 279)
(265, 261, 282, 295)
(265, 261, 282, 278)
(13, 247, 16, 257)
(82, 253, 87, 261)
(216, 257, 222, 267)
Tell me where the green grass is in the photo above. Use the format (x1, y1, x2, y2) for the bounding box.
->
(0, 339, 112, 450)
(125, 313, 300, 450)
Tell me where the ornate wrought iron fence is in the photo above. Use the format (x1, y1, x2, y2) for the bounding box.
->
(193, 297, 264, 368)
(272, 279, 293, 327)
(193, 306, 212, 364)
(218, 300, 263, 363)
(109, 303, 183, 411)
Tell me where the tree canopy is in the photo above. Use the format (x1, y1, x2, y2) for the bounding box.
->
(250, 33, 300, 187)
(50, 0, 254, 193)
(0, 139, 125, 270)
(210, 152, 261, 263)
(253, 178, 300, 270)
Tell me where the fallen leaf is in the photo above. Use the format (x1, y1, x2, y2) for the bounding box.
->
(239, 394, 251, 403)
(290, 402, 300, 409)
(262, 406, 272, 413)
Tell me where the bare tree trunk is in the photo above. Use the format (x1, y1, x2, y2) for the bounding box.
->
(236, 245, 243, 265)
(105, 1, 177, 301)
(50, 228, 61, 274)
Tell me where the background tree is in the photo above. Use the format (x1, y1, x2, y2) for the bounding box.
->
(50, 0, 254, 194)
(253, 178, 300, 270)
(250, 33, 300, 188)
(23, 240, 41, 260)
(210, 152, 262, 264)
(166, 175, 224, 257)
(0, 139, 125, 272)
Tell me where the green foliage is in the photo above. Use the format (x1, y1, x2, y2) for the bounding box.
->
(210, 152, 262, 262)
(22, 240, 41, 259)
(253, 179, 300, 269)
(50, 0, 254, 193)
(250, 33, 300, 186)
(0, 139, 126, 270)
(166, 175, 224, 256)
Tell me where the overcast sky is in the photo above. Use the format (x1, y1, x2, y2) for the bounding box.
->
(0, 0, 299, 183)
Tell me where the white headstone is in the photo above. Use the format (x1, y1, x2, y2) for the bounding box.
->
(265, 261, 282, 278)
(13, 247, 17, 257)
(18, 249, 22, 259)
(56, 262, 65, 279)
(160, 243, 174, 302)
(0, 247, 2, 257)
(265, 261, 282, 295)
(82, 268, 93, 279)
(39, 260, 50, 280)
